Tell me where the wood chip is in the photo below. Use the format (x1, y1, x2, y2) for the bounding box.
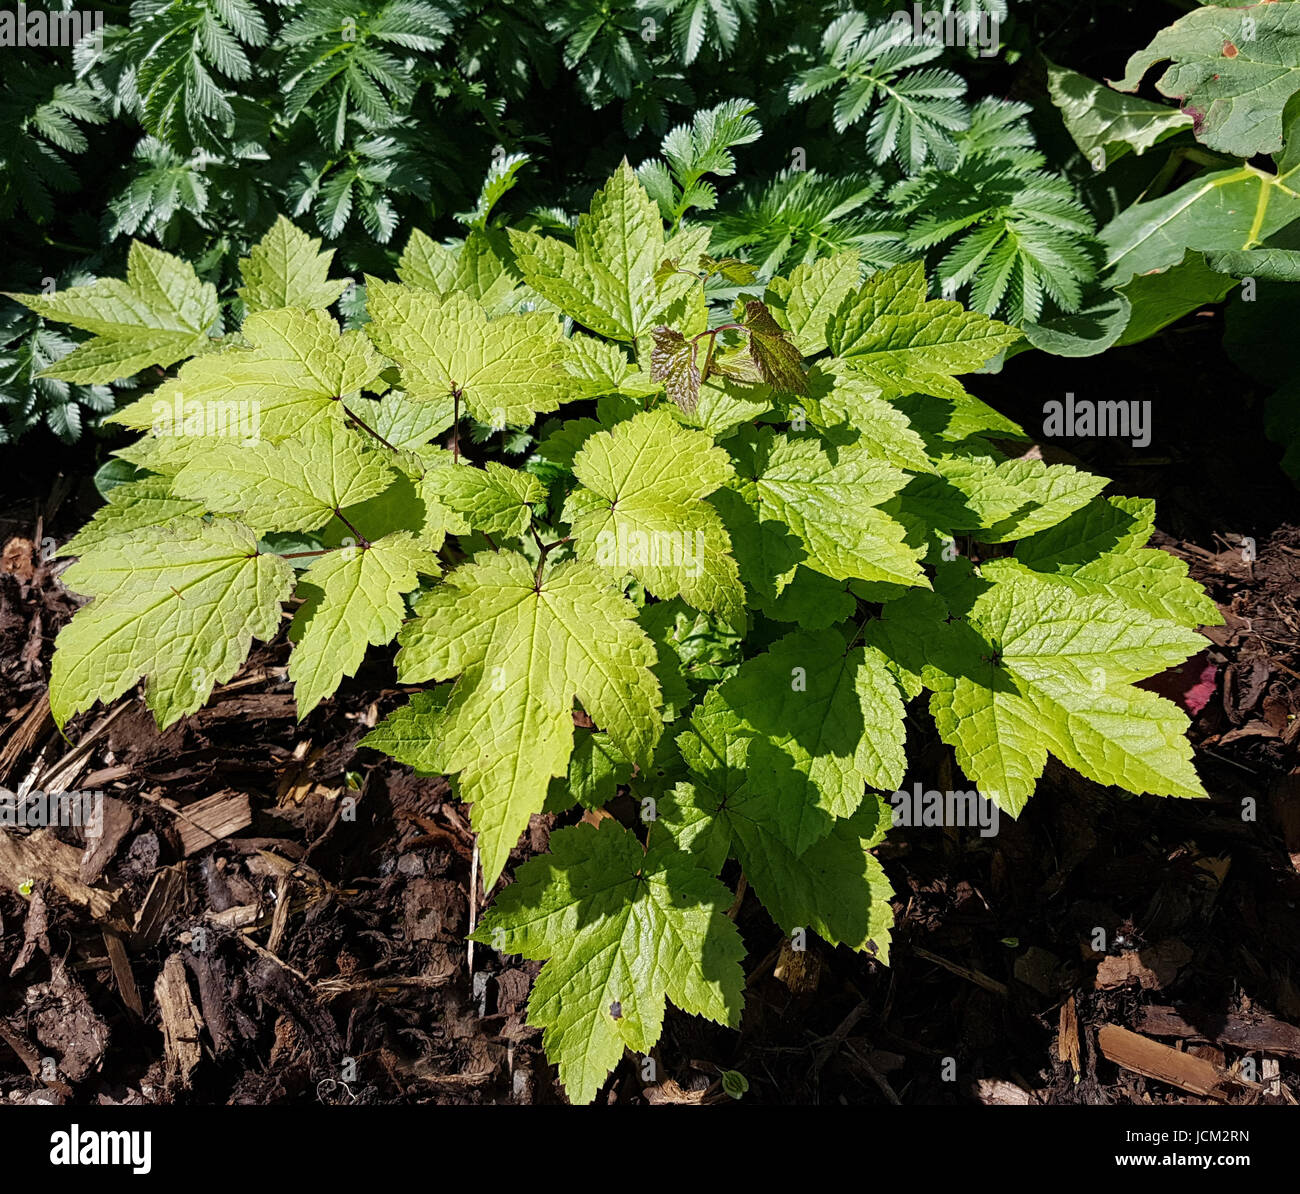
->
(132, 863, 185, 946)
(1095, 939, 1193, 991)
(175, 790, 252, 856)
(0, 828, 127, 929)
(1135, 1005, 1300, 1060)
(206, 903, 260, 930)
(972, 1078, 1035, 1105)
(104, 931, 143, 1017)
(79, 795, 133, 883)
(267, 875, 291, 955)
(773, 936, 822, 994)
(10, 886, 49, 976)
(643, 1077, 707, 1105)
(154, 954, 203, 1088)
(0, 694, 52, 784)
(1058, 995, 1081, 1076)
(1098, 1023, 1237, 1101)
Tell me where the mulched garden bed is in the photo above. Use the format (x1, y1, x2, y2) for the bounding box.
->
(2, 311, 1298, 1106)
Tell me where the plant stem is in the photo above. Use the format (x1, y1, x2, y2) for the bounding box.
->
(342, 402, 400, 453)
(451, 387, 462, 464)
(333, 507, 371, 549)
(692, 322, 745, 383)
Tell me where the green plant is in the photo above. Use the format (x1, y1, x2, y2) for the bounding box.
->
(6, 1, 1112, 444)
(16, 159, 1219, 1102)
(1041, 0, 1300, 467)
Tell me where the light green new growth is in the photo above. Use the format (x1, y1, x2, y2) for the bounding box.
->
(35, 180, 1218, 1105)
(366, 551, 662, 886)
(237, 216, 351, 313)
(9, 242, 219, 384)
(471, 819, 745, 1105)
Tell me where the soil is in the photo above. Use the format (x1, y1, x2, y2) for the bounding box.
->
(1, 308, 1298, 1106)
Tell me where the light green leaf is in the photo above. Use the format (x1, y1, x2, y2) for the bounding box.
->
(399, 228, 535, 316)
(509, 161, 699, 341)
(871, 568, 1208, 814)
(804, 362, 932, 472)
(662, 783, 894, 958)
(471, 819, 745, 1105)
(60, 477, 205, 557)
(725, 428, 924, 589)
(289, 532, 437, 716)
(766, 251, 862, 356)
(50, 518, 294, 729)
(366, 552, 662, 885)
(546, 729, 633, 812)
(109, 307, 387, 444)
(421, 459, 544, 539)
(9, 242, 218, 384)
(827, 261, 1021, 398)
(237, 216, 349, 313)
(172, 420, 394, 533)
(1007, 496, 1224, 627)
(565, 410, 745, 629)
(365, 281, 574, 425)
(1102, 166, 1300, 285)
(686, 629, 907, 846)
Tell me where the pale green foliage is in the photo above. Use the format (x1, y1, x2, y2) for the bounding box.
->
(237, 216, 350, 313)
(39, 172, 1217, 1105)
(365, 280, 575, 424)
(370, 551, 663, 886)
(564, 410, 745, 629)
(827, 260, 1021, 398)
(290, 532, 438, 716)
(111, 305, 386, 444)
(509, 161, 705, 341)
(471, 819, 745, 1106)
(50, 518, 294, 729)
(8, 242, 218, 384)
(172, 419, 394, 532)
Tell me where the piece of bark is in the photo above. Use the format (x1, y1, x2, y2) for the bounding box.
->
(0, 694, 52, 784)
(267, 875, 291, 955)
(79, 795, 133, 883)
(154, 954, 203, 1088)
(104, 931, 143, 1017)
(0, 828, 127, 928)
(1095, 939, 1192, 991)
(206, 903, 259, 930)
(1058, 995, 1082, 1076)
(0, 1017, 43, 1078)
(972, 1078, 1035, 1105)
(773, 937, 822, 994)
(1098, 1024, 1236, 1101)
(176, 790, 252, 856)
(26, 958, 110, 1082)
(1136, 1005, 1300, 1059)
(184, 950, 235, 1055)
(10, 886, 49, 976)
(132, 864, 185, 946)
